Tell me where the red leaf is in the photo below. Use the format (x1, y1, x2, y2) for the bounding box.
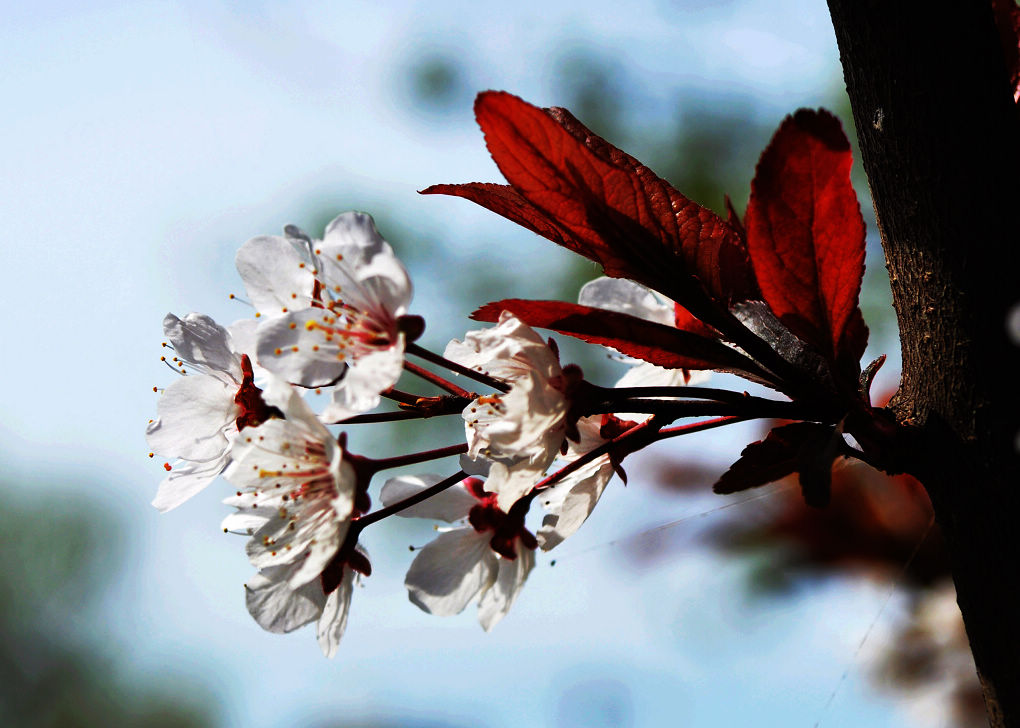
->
(674, 302, 719, 338)
(745, 109, 867, 366)
(425, 91, 755, 321)
(723, 194, 746, 239)
(419, 182, 576, 251)
(473, 299, 769, 378)
(713, 422, 839, 507)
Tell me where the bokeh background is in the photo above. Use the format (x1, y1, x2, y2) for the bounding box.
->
(1, 1, 972, 726)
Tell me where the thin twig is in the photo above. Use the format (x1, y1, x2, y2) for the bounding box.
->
(380, 387, 425, 406)
(352, 470, 468, 532)
(654, 415, 750, 439)
(370, 443, 468, 472)
(404, 360, 474, 398)
(407, 342, 510, 393)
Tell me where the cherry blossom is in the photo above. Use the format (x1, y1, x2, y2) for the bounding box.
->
(381, 474, 536, 631)
(235, 228, 317, 319)
(445, 311, 580, 510)
(242, 544, 370, 658)
(222, 375, 357, 588)
(248, 212, 414, 423)
(147, 314, 273, 512)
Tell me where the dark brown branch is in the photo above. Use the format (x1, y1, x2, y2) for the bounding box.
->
(827, 2, 1020, 724)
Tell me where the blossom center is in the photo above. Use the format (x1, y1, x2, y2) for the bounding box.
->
(233, 354, 283, 430)
(464, 478, 538, 559)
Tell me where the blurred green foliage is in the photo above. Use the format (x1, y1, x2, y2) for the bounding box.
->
(0, 488, 218, 728)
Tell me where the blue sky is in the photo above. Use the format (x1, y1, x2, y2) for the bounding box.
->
(1, 1, 916, 726)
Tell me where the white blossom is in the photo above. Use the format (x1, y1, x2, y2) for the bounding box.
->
(247, 212, 413, 422)
(381, 474, 536, 631)
(222, 375, 356, 588)
(147, 314, 267, 512)
(446, 312, 573, 510)
(243, 545, 367, 658)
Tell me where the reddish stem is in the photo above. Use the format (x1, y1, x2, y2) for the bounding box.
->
(407, 342, 511, 393)
(334, 410, 436, 425)
(369, 443, 469, 472)
(352, 470, 468, 532)
(529, 417, 663, 495)
(381, 387, 425, 405)
(404, 360, 474, 398)
(654, 416, 750, 440)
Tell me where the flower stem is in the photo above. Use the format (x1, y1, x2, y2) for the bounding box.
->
(352, 470, 468, 532)
(381, 387, 425, 405)
(404, 360, 474, 398)
(407, 342, 511, 393)
(531, 416, 754, 497)
(335, 410, 443, 425)
(369, 443, 468, 472)
(654, 416, 750, 440)
(529, 417, 663, 495)
(584, 397, 822, 422)
(593, 384, 763, 403)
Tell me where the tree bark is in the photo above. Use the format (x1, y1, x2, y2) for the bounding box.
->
(826, 1, 1020, 725)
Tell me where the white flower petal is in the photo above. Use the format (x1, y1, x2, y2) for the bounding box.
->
(255, 308, 350, 388)
(459, 454, 490, 476)
(320, 344, 405, 423)
(445, 311, 560, 382)
(465, 371, 565, 464)
(163, 313, 241, 383)
(536, 458, 614, 550)
(224, 391, 355, 585)
(220, 509, 270, 535)
(380, 475, 477, 522)
(147, 375, 237, 462)
(477, 544, 535, 631)
(483, 459, 546, 512)
(446, 314, 575, 511)
(405, 528, 496, 617)
(227, 318, 258, 359)
(578, 277, 675, 326)
(151, 454, 228, 512)
(235, 234, 315, 317)
(317, 569, 355, 658)
(244, 510, 346, 587)
(319, 212, 412, 317)
(245, 564, 327, 634)
(615, 360, 703, 389)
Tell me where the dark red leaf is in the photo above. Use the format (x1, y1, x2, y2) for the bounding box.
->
(674, 302, 719, 338)
(713, 422, 838, 507)
(723, 194, 746, 239)
(473, 299, 769, 378)
(838, 306, 869, 379)
(426, 91, 755, 321)
(745, 109, 867, 366)
(419, 183, 576, 251)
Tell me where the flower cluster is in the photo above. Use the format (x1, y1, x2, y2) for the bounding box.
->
(150, 90, 879, 657)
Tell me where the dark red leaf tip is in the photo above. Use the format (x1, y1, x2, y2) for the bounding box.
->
(789, 108, 851, 152)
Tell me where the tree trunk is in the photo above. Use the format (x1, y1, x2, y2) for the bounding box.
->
(826, 1, 1020, 725)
